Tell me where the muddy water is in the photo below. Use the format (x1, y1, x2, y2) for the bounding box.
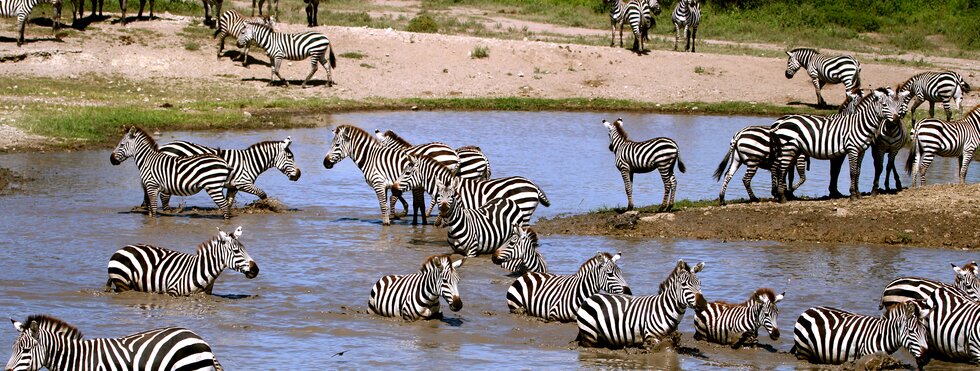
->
(0, 111, 978, 369)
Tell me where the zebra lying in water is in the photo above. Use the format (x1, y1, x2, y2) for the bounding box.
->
(5, 315, 223, 371)
(435, 178, 525, 257)
(492, 225, 548, 275)
(694, 288, 784, 349)
(105, 226, 259, 296)
(507, 252, 630, 323)
(369, 254, 464, 321)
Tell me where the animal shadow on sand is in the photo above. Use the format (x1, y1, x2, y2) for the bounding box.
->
(241, 77, 335, 87)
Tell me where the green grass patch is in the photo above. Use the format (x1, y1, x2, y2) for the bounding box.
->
(359, 63, 375, 69)
(471, 45, 490, 59)
(339, 51, 367, 59)
(406, 13, 440, 33)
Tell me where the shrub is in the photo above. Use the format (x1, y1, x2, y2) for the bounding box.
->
(406, 14, 439, 33)
(471, 45, 489, 59)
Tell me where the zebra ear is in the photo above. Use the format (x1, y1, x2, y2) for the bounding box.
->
(952, 263, 966, 275)
(785, 51, 792, 57)
(611, 252, 622, 262)
(28, 321, 39, 339)
(232, 226, 243, 239)
(775, 292, 785, 303)
(217, 227, 229, 240)
(284, 137, 292, 147)
(452, 257, 464, 269)
(11, 319, 23, 332)
(692, 262, 705, 273)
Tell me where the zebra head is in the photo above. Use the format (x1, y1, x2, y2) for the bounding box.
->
(110, 126, 146, 165)
(749, 289, 784, 341)
(839, 88, 865, 115)
(432, 177, 461, 216)
(596, 252, 632, 295)
(275, 137, 301, 181)
(952, 261, 980, 301)
(426, 254, 464, 312)
(5, 319, 42, 371)
(394, 155, 429, 195)
(892, 299, 931, 368)
(492, 224, 548, 274)
(647, 0, 662, 15)
(323, 126, 350, 169)
(602, 118, 627, 152)
(236, 23, 255, 48)
(896, 87, 915, 118)
(217, 226, 259, 279)
(663, 259, 707, 311)
(784, 51, 802, 79)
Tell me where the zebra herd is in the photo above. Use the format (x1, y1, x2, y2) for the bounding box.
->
(606, 0, 700, 54)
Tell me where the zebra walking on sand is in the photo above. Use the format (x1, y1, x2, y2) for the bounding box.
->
(105, 226, 259, 296)
(238, 22, 336, 87)
(603, 118, 686, 212)
(369, 254, 464, 321)
(5, 315, 224, 371)
(214, 9, 273, 67)
(671, 0, 699, 52)
(434, 178, 525, 257)
(790, 301, 931, 368)
(906, 106, 980, 189)
(110, 126, 233, 219)
(492, 225, 548, 274)
(576, 260, 707, 349)
(899, 71, 972, 121)
(507, 252, 630, 322)
(695, 288, 784, 348)
(1, 0, 62, 46)
(784, 48, 862, 107)
(623, 0, 651, 53)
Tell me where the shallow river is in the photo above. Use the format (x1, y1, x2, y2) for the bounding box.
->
(1, 111, 978, 369)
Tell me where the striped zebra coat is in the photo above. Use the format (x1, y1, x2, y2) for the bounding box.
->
(871, 115, 908, 195)
(899, 71, 972, 121)
(455, 145, 492, 180)
(492, 225, 548, 275)
(110, 126, 233, 219)
(394, 153, 550, 226)
(105, 226, 259, 296)
(791, 301, 931, 368)
(576, 260, 707, 349)
(369, 254, 464, 321)
(5, 315, 222, 371)
(238, 22, 336, 87)
(375, 129, 460, 225)
(323, 124, 410, 225)
(507, 252, 630, 322)
(879, 263, 980, 309)
(785, 48, 862, 107)
(1, 0, 62, 46)
(671, 0, 700, 52)
(906, 106, 980, 189)
(922, 286, 980, 363)
(624, 0, 651, 53)
(436, 178, 525, 257)
(604, 118, 686, 212)
(694, 288, 784, 348)
(214, 9, 272, 66)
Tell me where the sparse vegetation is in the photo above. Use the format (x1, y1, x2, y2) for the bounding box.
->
(694, 66, 706, 74)
(184, 41, 200, 51)
(471, 45, 490, 59)
(340, 52, 367, 59)
(359, 63, 375, 69)
(406, 13, 440, 33)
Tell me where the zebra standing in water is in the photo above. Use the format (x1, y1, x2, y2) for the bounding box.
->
(603, 118, 686, 212)
(455, 145, 492, 180)
(576, 260, 707, 348)
(784, 48, 862, 107)
(906, 106, 980, 189)
(214, 9, 273, 67)
(374, 129, 460, 225)
(899, 71, 972, 121)
(671, 0, 699, 52)
(1, 0, 62, 47)
(238, 22, 336, 87)
(695, 288, 784, 348)
(394, 154, 550, 226)
(369, 254, 464, 321)
(434, 178, 525, 257)
(507, 252, 630, 322)
(769, 88, 907, 201)
(790, 301, 931, 367)
(156, 137, 300, 207)
(105, 226, 259, 296)
(922, 286, 980, 363)
(492, 224, 548, 274)
(5, 315, 223, 371)
(109, 126, 233, 219)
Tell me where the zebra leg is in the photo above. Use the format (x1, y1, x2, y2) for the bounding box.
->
(917, 154, 934, 188)
(145, 186, 160, 217)
(16, 16, 25, 46)
(673, 23, 681, 51)
(719, 158, 742, 206)
(665, 174, 678, 212)
(270, 57, 288, 86)
(684, 26, 691, 51)
(159, 192, 171, 210)
(888, 151, 902, 191)
(234, 183, 267, 200)
(791, 156, 807, 191)
(960, 148, 976, 184)
(387, 192, 401, 220)
(847, 150, 866, 200)
(149, 0, 154, 18)
(742, 166, 760, 203)
(871, 147, 884, 196)
(620, 169, 635, 211)
(374, 187, 391, 225)
(829, 156, 845, 198)
(928, 101, 936, 119)
(242, 42, 250, 67)
(943, 100, 953, 121)
(204, 185, 231, 219)
(225, 187, 238, 208)
(411, 188, 426, 226)
(301, 56, 319, 88)
(119, 0, 126, 23)
(137, 0, 145, 18)
(251, 0, 257, 16)
(811, 78, 827, 107)
(690, 26, 697, 53)
(216, 31, 226, 59)
(909, 99, 924, 122)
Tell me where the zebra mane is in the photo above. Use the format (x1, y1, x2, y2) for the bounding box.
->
(381, 130, 413, 147)
(420, 253, 453, 271)
(963, 261, 979, 272)
(853, 87, 888, 109)
(249, 140, 285, 150)
(338, 125, 380, 144)
(456, 145, 481, 151)
(609, 120, 630, 140)
(577, 252, 614, 274)
(658, 261, 691, 293)
(964, 105, 980, 119)
(130, 126, 159, 150)
(24, 315, 84, 340)
(788, 47, 817, 55)
(748, 288, 777, 303)
(524, 227, 539, 245)
(196, 235, 221, 253)
(249, 21, 274, 33)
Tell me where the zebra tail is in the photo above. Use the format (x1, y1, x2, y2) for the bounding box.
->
(103, 278, 113, 292)
(905, 141, 917, 175)
(213, 355, 224, 371)
(537, 188, 551, 207)
(213, 28, 220, 38)
(712, 146, 734, 181)
(676, 154, 687, 174)
(328, 44, 337, 68)
(767, 130, 782, 170)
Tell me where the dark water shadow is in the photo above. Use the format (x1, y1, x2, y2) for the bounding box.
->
(118, 208, 229, 220)
(407, 238, 445, 247)
(676, 345, 708, 359)
(211, 293, 256, 300)
(439, 317, 463, 327)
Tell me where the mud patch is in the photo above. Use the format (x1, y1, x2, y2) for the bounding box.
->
(128, 197, 298, 217)
(0, 167, 32, 195)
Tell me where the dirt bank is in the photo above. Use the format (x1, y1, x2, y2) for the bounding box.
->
(535, 183, 980, 249)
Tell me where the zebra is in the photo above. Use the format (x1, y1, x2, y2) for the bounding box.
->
(156, 137, 300, 207)
(435, 178, 525, 257)
(455, 145, 492, 180)
(624, 0, 651, 53)
(393, 153, 550, 226)
(921, 286, 980, 363)
(769, 88, 907, 201)
(871, 115, 908, 195)
(492, 224, 548, 275)
(671, 0, 699, 52)
(117, 0, 155, 24)
(304, 0, 317, 27)
(369, 254, 464, 321)
(251, 0, 276, 20)
(879, 263, 980, 310)
(214, 9, 273, 67)
(790, 301, 931, 367)
(374, 129, 460, 225)
(576, 260, 707, 349)
(954, 261, 980, 299)
(714, 88, 865, 205)
(238, 22, 336, 88)
(784, 48, 862, 107)
(5, 315, 223, 371)
(899, 71, 973, 121)
(506, 252, 631, 322)
(1, 0, 62, 47)
(607, 0, 628, 47)
(105, 226, 258, 296)
(603, 118, 686, 212)
(201, 0, 221, 28)
(109, 126, 233, 219)
(905, 106, 980, 189)
(323, 124, 410, 225)
(694, 288, 784, 349)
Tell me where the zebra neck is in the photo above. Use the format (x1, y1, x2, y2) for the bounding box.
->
(41, 336, 96, 371)
(794, 51, 816, 69)
(195, 242, 228, 286)
(439, 201, 464, 227)
(866, 318, 900, 354)
(655, 282, 690, 316)
(241, 145, 275, 172)
(250, 26, 276, 50)
(348, 137, 385, 170)
(422, 165, 457, 199)
(420, 269, 443, 306)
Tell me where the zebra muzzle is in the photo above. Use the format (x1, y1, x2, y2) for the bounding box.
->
(784, 71, 794, 79)
(110, 153, 122, 165)
(289, 169, 301, 181)
(769, 328, 780, 340)
(244, 261, 259, 279)
(322, 157, 335, 169)
(449, 296, 462, 312)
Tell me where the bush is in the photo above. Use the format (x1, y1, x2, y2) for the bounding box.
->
(471, 45, 489, 59)
(406, 14, 439, 33)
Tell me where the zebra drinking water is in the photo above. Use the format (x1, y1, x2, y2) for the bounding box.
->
(603, 118, 686, 212)
(906, 106, 980, 189)
(506, 252, 630, 322)
(576, 260, 707, 349)
(671, 0, 699, 52)
(369, 254, 464, 321)
(1, 0, 62, 47)
(784, 48, 862, 107)
(105, 226, 259, 296)
(899, 71, 972, 121)
(109, 126, 233, 219)
(435, 177, 525, 257)
(5, 315, 223, 371)
(323, 124, 410, 225)
(215, 9, 273, 67)
(694, 288, 784, 348)
(238, 22, 336, 87)
(492, 224, 548, 275)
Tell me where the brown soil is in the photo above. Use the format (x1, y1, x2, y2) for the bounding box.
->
(535, 183, 980, 249)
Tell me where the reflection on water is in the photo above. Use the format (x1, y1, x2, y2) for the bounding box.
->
(1, 111, 978, 369)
